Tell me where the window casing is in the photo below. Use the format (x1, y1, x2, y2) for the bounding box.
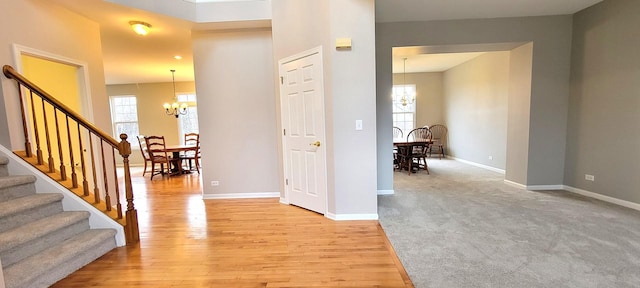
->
(177, 93, 199, 142)
(109, 95, 139, 140)
(392, 85, 416, 135)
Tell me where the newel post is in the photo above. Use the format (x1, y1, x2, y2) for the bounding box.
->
(118, 134, 139, 244)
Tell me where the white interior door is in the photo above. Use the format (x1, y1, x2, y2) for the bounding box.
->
(279, 47, 327, 214)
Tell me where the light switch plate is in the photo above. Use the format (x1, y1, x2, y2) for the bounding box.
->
(355, 120, 363, 130)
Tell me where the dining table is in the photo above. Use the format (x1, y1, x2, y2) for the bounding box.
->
(393, 138, 433, 175)
(164, 144, 198, 175)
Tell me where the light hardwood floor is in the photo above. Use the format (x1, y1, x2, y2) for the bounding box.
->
(52, 168, 412, 287)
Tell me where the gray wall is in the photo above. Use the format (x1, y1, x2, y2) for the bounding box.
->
(443, 51, 510, 170)
(566, 0, 640, 203)
(192, 28, 280, 197)
(272, 0, 378, 217)
(506, 43, 534, 184)
(376, 15, 573, 191)
(392, 72, 444, 129)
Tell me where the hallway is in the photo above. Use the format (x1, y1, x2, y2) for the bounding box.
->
(52, 168, 411, 287)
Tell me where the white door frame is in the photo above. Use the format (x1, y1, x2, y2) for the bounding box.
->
(278, 46, 328, 214)
(11, 44, 104, 195)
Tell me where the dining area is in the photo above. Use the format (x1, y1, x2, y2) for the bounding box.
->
(393, 124, 448, 175)
(136, 133, 201, 180)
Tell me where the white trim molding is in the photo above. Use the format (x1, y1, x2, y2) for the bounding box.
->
(526, 185, 564, 191)
(326, 212, 379, 221)
(563, 185, 640, 212)
(447, 156, 506, 174)
(504, 180, 526, 189)
(202, 192, 280, 200)
(377, 190, 394, 195)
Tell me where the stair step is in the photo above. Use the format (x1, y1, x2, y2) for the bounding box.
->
(0, 175, 37, 202)
(0, 155, 8, 177)
(0, 211, 90, 268)
(3, 229, 117, 288)
(0, 193, 64, 232)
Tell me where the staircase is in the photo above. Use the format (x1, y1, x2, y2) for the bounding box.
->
(0, 155, 117, 288)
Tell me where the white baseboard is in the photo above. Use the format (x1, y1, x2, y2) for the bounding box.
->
(504, 180, 526, 189)
(562, 185, 640, 212)
(527, 185, 564, 191)
(377, 190, 394, 195)
(448, 156, 506, 174)
(504, 182, 640, 212)
(325, 212, 379, 221)
(202, 192, 280, 199)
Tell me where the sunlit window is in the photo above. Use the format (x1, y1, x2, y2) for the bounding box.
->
(177, 93, 199, 141)
(109, 95, 139, 139)
(392, 84, 416, 135)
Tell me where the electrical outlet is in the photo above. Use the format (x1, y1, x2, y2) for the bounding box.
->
(585, 174, 595, 181)
(211, 181, 219, 186)
(488, 156, 493, 160)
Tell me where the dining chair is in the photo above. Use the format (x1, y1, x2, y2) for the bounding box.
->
(406, 127, 432, 174)
(393, 126, 403, 139)
(136, 135, 152, 176)
(428, 124, 448, 159)
(392, 127, 404, 170)
(144, 135, 179, 180)
(182, 133, 201, 173)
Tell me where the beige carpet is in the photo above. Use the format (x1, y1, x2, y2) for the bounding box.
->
(378, 158, 640, 288)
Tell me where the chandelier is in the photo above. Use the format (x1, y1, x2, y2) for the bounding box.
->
(163, 69, 188, 118)
(398, 57, 415, 106)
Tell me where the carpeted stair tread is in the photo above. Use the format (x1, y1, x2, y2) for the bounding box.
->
(0, 211, 90, 267)
(0, 193, 64, 232)
(0, 156, 8, 177)
(0, 175, 37, 202)
(0, 175, 36, 189)
(0, 193, 63, 219)
(3, 229, 117, 288)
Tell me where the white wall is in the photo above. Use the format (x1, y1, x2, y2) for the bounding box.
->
(0, 0, 110, 150)
(443, 51, 510, 170)
(192, 28, 279, 197)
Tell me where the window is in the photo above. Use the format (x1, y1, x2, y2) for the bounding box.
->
(109, 95, 139, 140)
(177, 93, 199, 141)
(392, 85, 416, 135)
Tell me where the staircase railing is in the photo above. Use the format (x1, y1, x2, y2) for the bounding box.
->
(2, 65, 139, 245)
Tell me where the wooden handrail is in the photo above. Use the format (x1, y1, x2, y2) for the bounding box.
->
(3, 65, 119, 147)
(2, 64, 139, 245)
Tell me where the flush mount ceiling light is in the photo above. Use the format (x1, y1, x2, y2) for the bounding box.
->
(129, 21, 151, 36)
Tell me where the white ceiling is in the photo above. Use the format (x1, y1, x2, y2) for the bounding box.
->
(393, 52, 486, 74)
(47, 0, 603, 84)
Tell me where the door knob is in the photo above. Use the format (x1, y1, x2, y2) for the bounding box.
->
(310, 141, 321, 147)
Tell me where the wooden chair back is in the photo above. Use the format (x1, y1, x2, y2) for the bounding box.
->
(144, 136, 169, 160)
(429, 124, 448, 146)
(393, 127, 403, 139)
(407, 127, 431, 142)
(184, 133, 200, 156)
(137, 135, 150, 160)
